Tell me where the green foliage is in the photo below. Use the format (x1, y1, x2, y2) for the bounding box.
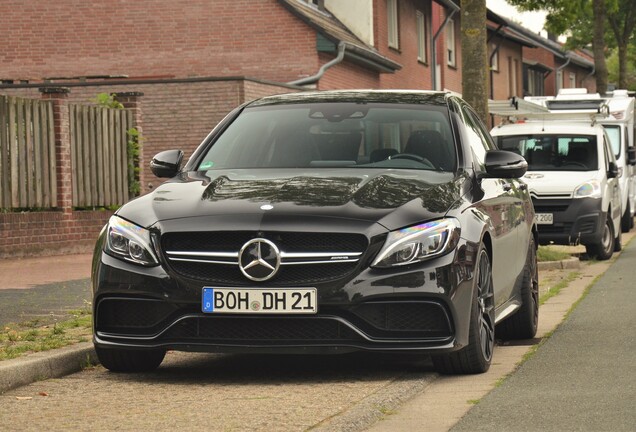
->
(127, 127, 142, 197)
(537, 246, 571, 262)
(92, 92, 124, 109)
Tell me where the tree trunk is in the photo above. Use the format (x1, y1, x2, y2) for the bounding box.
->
(592, 0, 608, 95)
(618, 43, 628, 88)
(461, 0, 489, 123)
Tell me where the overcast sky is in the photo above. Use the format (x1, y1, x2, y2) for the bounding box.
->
(486, 0, 548, 36)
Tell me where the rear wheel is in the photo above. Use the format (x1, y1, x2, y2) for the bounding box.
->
(432, 247, 494, 374)
(585, 214, 614, 261)
(96, 346, 166, 373)
(621, 201, 632, 233)
(496, 236, 539, 340)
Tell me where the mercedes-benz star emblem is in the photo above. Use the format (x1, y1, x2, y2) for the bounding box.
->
(238, 238, 281, 281)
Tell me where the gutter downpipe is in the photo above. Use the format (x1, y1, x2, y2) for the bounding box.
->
(556, 56, 571, 93)
(288, 42, 346, 86)
(431, 2, 460, 91)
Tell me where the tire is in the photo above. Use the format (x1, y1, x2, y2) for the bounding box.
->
(96, 346, 166, 373)
(585, 214, 615, 261)
(614, 227, 622, 252)
(432, 247, 494, 374)
(496, 236, 539, 340)
(621, 201, 632, 233)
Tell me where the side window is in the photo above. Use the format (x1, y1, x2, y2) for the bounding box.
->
(461, 106, 494, 166)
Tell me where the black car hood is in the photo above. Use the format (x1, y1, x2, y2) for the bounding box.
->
(118, 169, 465, 232)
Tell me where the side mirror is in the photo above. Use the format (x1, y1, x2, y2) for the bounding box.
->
(150, 150, 184, 178)
(607, 161, 620, 178)
(483, 150, 528, 179)
(627, 146, 636, 165)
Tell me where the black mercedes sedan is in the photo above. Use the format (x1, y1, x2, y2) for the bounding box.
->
(92, 90, 538, 375)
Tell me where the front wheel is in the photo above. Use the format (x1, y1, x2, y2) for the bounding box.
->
(432, 246, 494, 374)
(585, 214, 614, 261)
(496, 236, 539, 340)
(96, 346, 166, 373)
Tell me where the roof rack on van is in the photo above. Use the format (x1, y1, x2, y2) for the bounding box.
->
(489, 96, 609, 124)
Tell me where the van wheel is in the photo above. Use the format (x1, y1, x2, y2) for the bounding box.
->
(585, 214, 614, 260)
(614, 228, 622, 252)
(621, 202, 632, 233)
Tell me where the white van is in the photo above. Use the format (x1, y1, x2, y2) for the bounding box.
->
(526, 89, 636, 232)
(490, 120, 622, 260)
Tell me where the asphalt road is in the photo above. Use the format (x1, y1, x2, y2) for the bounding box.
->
(0, 279, 92, 327)
(453, 238, 636, 432)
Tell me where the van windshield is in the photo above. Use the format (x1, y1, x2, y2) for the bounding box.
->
(495, 134, 598, 171)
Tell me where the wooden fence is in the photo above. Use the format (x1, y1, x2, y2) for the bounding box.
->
(69, 104, 133, 208)
(0, 95, 57, 209)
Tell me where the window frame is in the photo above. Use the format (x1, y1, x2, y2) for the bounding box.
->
(446, 18, 456, 67)
(416, 10, 427, 63)
(387, 0, 399, 50)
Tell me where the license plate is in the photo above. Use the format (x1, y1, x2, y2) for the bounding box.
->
(202, 287, 317, 314)
(535, 213, 553, 225)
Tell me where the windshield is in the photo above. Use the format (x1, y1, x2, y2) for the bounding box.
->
(602, 125, 621, 158)
(197, 102, 456, 171)
(496, 134, 598, 171)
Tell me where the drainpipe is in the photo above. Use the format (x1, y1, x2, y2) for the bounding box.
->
(556, 56, 571, 92)
(288, 42, 346, 86)
(431, 3, 459, 91)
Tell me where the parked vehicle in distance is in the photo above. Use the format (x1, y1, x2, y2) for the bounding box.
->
(526, 89, 636, 232)
(92, 90, 538, 375)
(490, 118, 622, 260)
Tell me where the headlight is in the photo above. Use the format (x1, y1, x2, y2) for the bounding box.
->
(104, 215, 159, 266)
(372, 218, 460, 268)
(573, 180, 601, 199)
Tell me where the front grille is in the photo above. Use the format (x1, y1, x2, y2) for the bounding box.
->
(162, 316, 360, 342)
(532, 201, 570, 213)
(351, 302, 451, 336)
(96, 298, 180, 335)
(162, 231, 368, 254)
(167, 261, 358, 285)
(162, 231, 368, 285)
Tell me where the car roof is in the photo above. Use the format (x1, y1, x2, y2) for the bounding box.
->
(247, 90, 451, 107)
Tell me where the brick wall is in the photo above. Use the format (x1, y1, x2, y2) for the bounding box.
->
(0, 0, 318, 85)
(0, 210, 111, 258)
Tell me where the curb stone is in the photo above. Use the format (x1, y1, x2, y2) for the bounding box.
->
(537, 257, 581, 271)
(0, 342, 97, 394)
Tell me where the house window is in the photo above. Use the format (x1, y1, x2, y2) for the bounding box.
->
(508, 57, 519, 97)
(556, 70, 563, 92)
(416, 10, 427, 62)
(387, 0, 399, 49)
(446, 19, 456, 66)
(569, 72, 576, 88)
(490, 44, 498, 71)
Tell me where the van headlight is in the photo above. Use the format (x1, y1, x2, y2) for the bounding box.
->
(104, 215, 159, 266)
(372, 218, 460, 268)
(573, 180, 601, 199)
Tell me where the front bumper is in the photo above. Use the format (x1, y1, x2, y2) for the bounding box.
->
(533, 197, 604, 246)
(93, 239, 478, 354)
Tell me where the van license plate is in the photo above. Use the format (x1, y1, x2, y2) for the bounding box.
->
(202, 287, 317, 314)
(535, 213, 553, 225)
